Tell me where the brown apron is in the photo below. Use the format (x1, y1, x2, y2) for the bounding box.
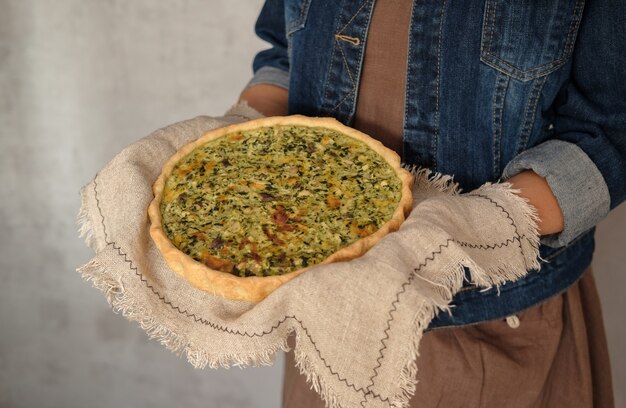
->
(283, 268, 614, 408)
(282, 0, 615, 406)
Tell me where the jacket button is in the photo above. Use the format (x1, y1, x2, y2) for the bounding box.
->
(506, 315, 520, 328)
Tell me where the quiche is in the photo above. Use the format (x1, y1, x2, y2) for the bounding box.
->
(148, 115, 413, 301)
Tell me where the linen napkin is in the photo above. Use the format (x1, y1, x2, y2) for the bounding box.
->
(77, 112, 540, 408)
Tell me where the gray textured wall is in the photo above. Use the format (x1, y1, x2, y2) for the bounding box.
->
(0, 1, 282, 408)
(0, 1, 624, 407)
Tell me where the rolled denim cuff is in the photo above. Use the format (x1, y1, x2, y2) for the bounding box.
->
(245, 66, 290, 91)
(502, 140, 610, 248)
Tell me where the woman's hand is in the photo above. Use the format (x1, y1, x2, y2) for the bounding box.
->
(507, 170, 564, 236)
(239, 84, 288, 117)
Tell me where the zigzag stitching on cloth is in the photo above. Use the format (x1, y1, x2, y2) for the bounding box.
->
(93, 176, 110, 242)
(469, 192, 539, 259)
(360, 239, 454, 407)
(93, 176, 529, 407)
(108, 238, 367, 394)
(455, 235, 526, 250)
(360, 194, 531, 405)
(92, 178, 377, 398)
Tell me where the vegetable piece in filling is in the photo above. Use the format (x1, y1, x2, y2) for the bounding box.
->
(160, 125, 402, 277)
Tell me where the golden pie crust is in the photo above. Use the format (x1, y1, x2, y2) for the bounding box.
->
(148, 115, 413, 301)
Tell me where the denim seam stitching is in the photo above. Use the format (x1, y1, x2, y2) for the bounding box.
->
(484, 53, 565, 76)
(402, 0, 418, 164)
(321, 34, 340, 114)
(286, 0, 312, 36)
(336, 39, 356, 87)
(481, 56, 564, 81)
(488, 0, 498, 53)
(432, 0, 447, 171)
(329, 39, 358, 112)
(348, 0, 378, 121)
(479, 0, 492, 55)
(337, 0, 370, 34)
(561, 0, 586, 60)
(516, 75, 548, 157)
(492, 73, 509, 177)
(330, 0, 374, 115)
(331, 89, 355, 113)
(322, 1, 372, 116)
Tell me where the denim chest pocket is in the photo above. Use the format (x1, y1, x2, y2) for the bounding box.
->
(285, 0, 313, 37)
(480, 0, 585, 81)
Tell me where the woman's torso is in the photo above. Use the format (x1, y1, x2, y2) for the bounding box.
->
(281, 0, 593, 328)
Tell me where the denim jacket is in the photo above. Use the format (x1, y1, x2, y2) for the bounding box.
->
(246, 0, 626, 329)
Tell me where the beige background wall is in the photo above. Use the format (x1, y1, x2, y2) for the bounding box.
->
(0, 1, 624, 407)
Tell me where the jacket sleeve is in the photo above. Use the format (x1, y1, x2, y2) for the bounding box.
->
(245, 0, 290, 90)
(503, 0, 626, 248)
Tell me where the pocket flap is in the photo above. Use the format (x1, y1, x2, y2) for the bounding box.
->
(480, 0, 585, 81)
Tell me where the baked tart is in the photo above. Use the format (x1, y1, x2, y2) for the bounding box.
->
(148, 115, 413, 301)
